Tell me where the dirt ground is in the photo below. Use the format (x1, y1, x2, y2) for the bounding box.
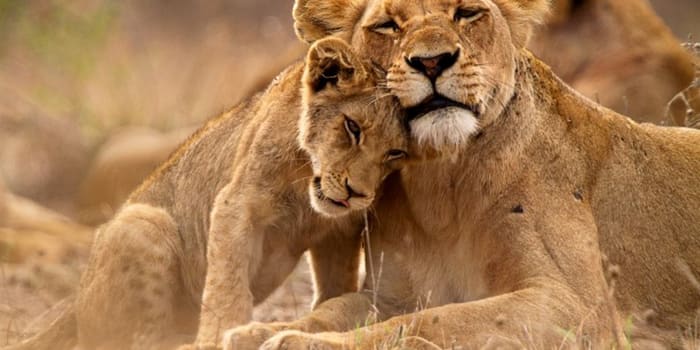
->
(0, 253, 315, 345)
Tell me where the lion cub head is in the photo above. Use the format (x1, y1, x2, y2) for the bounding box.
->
(299, 37, 409, 217)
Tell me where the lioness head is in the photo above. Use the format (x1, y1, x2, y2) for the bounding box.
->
(294, 0, 548, 153)
(299, 37, 409, 217)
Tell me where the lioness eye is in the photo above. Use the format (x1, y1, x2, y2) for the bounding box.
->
(344, 117, 361, 145)
(385, 149, 408, 161)
(372, 20, 400, 35)
(454, 8, 484, 23)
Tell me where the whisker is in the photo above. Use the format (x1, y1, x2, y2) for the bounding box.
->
(291, 175, 314, 186)
(292, 160, 312, 173)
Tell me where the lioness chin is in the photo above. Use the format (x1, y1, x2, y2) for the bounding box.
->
(223, 0, 700, 349)
(3, 38, 410, 350)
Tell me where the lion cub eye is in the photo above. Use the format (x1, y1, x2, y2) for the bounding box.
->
(385, 149, 408, 162)
(454, 8, 485, 23)
(371, 20, 400, 35)
(344, 116, 362, 145)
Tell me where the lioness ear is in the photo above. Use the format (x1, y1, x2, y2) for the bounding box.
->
(548, 0, 588, 24)
(495, 0, 551, 47)
(293, 0, 366, 43)
(304, 37, 367, 93)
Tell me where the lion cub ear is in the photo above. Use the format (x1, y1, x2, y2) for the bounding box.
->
(293, 0, 365, 43)
(303, 37, 368, 93)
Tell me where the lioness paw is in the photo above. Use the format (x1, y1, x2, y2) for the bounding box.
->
(260, 331, 344, 350)
(222, 322, 282, 350)
(176, 343, 220, 350)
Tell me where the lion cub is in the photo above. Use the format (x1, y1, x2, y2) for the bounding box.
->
(193, 37, 410, 346)
(4, 38, 408, 350)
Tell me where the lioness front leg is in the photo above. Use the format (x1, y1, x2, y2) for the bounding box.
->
(221, 227, 364, 350)
(261, 285, 623, 350)
(222, 230, 365, 350)
(194, 185, 264, 346)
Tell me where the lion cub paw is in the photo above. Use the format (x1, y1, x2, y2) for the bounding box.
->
(222, 322, 284, 350)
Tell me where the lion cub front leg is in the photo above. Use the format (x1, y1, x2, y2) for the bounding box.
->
(194, 184, 265, 346)
(222, 229, 366, 350)
(308, 228, 363, 309)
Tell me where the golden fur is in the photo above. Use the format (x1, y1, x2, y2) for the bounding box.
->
(223, 0, 700, 348)
(3, 38, 409, 350)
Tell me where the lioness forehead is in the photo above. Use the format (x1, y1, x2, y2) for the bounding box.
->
(366, 0, 480, 19)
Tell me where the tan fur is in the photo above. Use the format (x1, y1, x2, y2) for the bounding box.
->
(531, 0, 695, 124)
(224, 0, 700, 349)
(2, 38, 409, 350)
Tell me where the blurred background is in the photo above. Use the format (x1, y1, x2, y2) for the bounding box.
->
(0, 0, 695, 148)
(0, 0, 698, 346)
(0, 0, 295, 134)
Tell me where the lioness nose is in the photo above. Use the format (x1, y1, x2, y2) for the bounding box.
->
(406, 50, 459, 80)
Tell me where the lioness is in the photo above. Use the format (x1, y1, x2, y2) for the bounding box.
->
(4, 38, 409, 350)
(223, 0, 700, 348)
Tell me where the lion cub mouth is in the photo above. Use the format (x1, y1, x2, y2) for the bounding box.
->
(406, 95, 478, 122)
(312, 177, 349, 208)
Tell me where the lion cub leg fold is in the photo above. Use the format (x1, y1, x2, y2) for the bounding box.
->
(75, 203, 192, 350)
(195, 184, 267, 346)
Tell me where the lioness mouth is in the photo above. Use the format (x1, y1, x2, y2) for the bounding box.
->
(406, 95, 477, 121)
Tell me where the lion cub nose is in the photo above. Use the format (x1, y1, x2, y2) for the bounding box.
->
(345, 179, 366, 199)
(406, 50, 459, 80)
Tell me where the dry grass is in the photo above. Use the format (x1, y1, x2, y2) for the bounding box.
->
(666, 42, 700, 128)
